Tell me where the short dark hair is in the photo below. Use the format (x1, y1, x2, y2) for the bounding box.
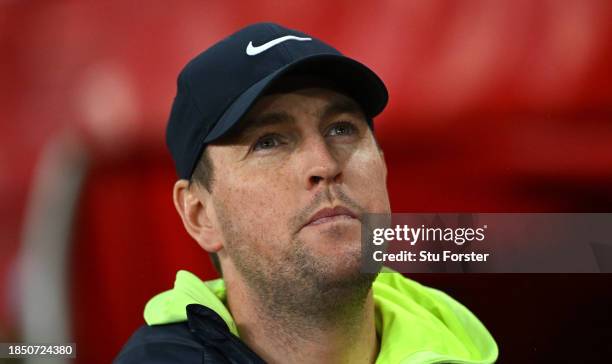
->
(190, 148, 214, 191)
(189, 149, 222, 275)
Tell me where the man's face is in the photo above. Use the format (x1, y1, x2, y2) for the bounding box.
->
(205, 84, 391, 308)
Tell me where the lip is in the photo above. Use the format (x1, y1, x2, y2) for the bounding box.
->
(303, 206, 359, 228)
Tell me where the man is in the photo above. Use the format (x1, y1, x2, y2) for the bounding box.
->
(116, 23, 498, 363)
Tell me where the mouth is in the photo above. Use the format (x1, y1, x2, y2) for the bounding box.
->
(303, 206, 359, 228)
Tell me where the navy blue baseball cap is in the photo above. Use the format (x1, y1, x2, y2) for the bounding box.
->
(166, 22, 389, 179)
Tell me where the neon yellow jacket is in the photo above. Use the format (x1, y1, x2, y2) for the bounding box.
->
(144, 268, 498, 363)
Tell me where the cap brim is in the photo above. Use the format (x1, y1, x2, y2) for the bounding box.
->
(203, 54, 388, 143)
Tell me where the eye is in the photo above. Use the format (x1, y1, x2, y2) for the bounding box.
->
(326, 121, 357, 137)
(252, 134, 283, 151)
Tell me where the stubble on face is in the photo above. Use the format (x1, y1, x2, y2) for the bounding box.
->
(213, 184, 377, 331)
(205, 85, 390, 343)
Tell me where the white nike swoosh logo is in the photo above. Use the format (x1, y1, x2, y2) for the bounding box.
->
(246, 35, 312, 56)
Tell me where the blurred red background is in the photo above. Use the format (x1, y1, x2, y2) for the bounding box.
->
(1, 1, 611, 363)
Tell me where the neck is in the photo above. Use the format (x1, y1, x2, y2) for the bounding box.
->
(224, 270, 379, 364)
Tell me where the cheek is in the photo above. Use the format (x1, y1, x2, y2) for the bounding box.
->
(347, 149, 390, 213)
(214, 167, 295, 244)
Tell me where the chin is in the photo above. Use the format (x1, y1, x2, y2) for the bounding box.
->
(320, 245, 365, 278)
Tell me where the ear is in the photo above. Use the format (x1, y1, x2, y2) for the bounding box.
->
(380, 151, 388, 182)
(172, 179, 223, 253)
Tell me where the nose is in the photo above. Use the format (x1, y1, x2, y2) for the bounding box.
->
(302, 137, 342, 190)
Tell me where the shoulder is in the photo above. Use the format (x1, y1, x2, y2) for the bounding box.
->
(114, 322, 204, 363)
(114, 305, 265, 364)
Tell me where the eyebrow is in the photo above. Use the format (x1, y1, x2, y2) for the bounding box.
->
(246, 111, 296, 131)
(318, 97, 364, 121)
(242, 97, 365, 135)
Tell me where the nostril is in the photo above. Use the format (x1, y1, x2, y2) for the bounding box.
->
(310, 176, 323, 185)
